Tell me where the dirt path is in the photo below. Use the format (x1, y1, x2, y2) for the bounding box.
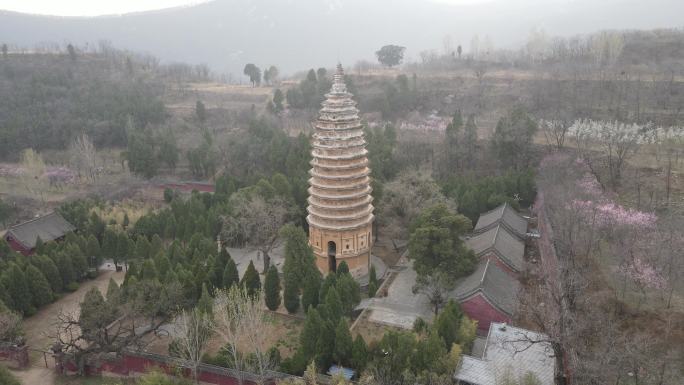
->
(8, 269, 125, 385)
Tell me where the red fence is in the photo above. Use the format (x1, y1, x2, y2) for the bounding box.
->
(59, 350, 297, 385)
(0, 344, 29, 368)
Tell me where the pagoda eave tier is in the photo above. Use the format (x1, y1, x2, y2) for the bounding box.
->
(306, 214, 375, 231)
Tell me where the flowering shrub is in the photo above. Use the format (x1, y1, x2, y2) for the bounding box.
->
(618, 257, 667, 290)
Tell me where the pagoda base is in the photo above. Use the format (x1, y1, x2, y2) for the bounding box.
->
(315, 251, 370, 278)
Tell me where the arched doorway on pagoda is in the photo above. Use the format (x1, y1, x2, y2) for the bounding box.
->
(327, 241, 337, 273)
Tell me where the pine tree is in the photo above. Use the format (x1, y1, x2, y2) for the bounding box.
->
(197, 283, 213, 316)
(240, 260, 261, 297)
(300, 308, 322, 360)
(351, 335, 368, 372)
(368, 264, 379, 297)
(264, 265, 281, 311)
(135, 237, 151, 260)
(301, 273, 321, 312)
(140, 259, 158, 281)
(222, 258, 239, 289)
(115, 233, 129, 268)
(102, 229, 117, 260)
(26, 265, 53, 308)
(333, 318, 353, 366)
(212, 248, 230, 289)
(149, 235, 163, 258)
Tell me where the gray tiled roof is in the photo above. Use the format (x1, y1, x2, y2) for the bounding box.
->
(474, 203, 528, 238)
(455, 323, 555, 385)
(465, 225, 525, 272)
(451, 260, 520, 316)
(455, 356, 495, 385)
(483, 323, 556, 385)
(5, 212, 75, 249)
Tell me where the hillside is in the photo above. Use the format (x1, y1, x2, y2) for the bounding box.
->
(1, 0, 684, 75)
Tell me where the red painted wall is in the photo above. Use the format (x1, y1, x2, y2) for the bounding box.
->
(460, 293, 512, 333)
(4, 235, 31, 255)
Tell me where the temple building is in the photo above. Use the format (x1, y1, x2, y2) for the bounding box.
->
(307, 64, 374, 277)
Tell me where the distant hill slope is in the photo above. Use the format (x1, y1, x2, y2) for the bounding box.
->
(1, 0, 683, 75)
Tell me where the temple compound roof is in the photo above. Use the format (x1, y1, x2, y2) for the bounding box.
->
(466, 224, 525, 273)
(451, 260, 520, 317)
(455, 323, 555, 385)
(4, 211, 75, 251)
(307, 64, 374, 232)
(474, 202, 528, 239)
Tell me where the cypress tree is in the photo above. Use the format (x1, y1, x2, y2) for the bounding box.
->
(368, 264, 378, 297)
(283, 279, 300, 314)
(336, 261, 349, 276)
(333, 318, 352, 366)
(323, 287, 342, 324)
(197, 283, 213, 316)
(122, 213, 130, 229)
(106, 278, 121, 304)
(3, 263, 32, 314)
(315, 320, 335, 370)
(140, 259, 157, 281)
(300, 308, 322, 360)
(164, 216, 177, 239)
(149, 234, 163, 258)
(319, 274, 337, 304)
(301, 273, 321, 312)
(102, 229, 117, 260)
(26, 265, 53, 308)
(85, 234, 101, 263)
(264, 265, 281, 311)
(240, 260, 261, 297)
(434, 300, 463, 349)
(335, 274, 361, 316)
(222, 258, 239, 289)
(351, 335, 368, 372)
(36, 255, 62, 293)
(135, 237, 151, 260)
(115, 233, 129, 267)
(57, 253, 76, 288)
(212, 248, 230, 289)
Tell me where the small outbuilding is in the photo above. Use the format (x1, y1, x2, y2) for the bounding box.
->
(3, 212, 75, 255)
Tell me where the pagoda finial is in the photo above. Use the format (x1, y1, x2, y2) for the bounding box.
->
(332, 62, 347, 92)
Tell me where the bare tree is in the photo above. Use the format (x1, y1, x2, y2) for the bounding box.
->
(540, 120, 570, 149)
(214, 286, 276, 385)
(222, 194, 289, 272)
(0, 309, 22, 344)
(174, 308, 214, 383)
(69, 133, 98, 182)
(412, 270, 456, 315)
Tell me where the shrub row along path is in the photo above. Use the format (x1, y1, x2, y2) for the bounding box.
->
(11, 268, 125, 385)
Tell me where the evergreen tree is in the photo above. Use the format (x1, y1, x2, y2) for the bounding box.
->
(2, 263, 32, 314)
(319, 274, 337, 304)
(222, 258, 239, 289)
(115, 233, 129, 268)
(368, 264, 379, 297)
(135, 237, 151, 260)
(149, 235, 163, 258)
(57, 253, 76, 288)
(86, 234, 101, 265)
(212, 248, 230, 289)
(315, 320, 335, 370)
(335, 273, 361, 316)
(301, 273, 321, 312)
(26, 265, 53, 308)
(240, 260, 261, 297)
(323, 287, 342, 324)
(351, 335, 368, 372)
(102, 229, 117, 260)
(140, 259, 158, 281)
(264, 265, 281, 311)
(333, 318, 353, 366)
(300, 308, 322, 360)
(283, 279, 300, 314)
(122, 213, 130, 229)
(36, 255, 62, 293)
(281, 225, 317, 302)
(106, 278, 121, 304)
(434, 300, 464, 349)
(336, 261, 349, 276)
(197, 283, 213, 316)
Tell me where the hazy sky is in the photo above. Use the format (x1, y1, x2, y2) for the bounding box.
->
(1, 0, 496, 16)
